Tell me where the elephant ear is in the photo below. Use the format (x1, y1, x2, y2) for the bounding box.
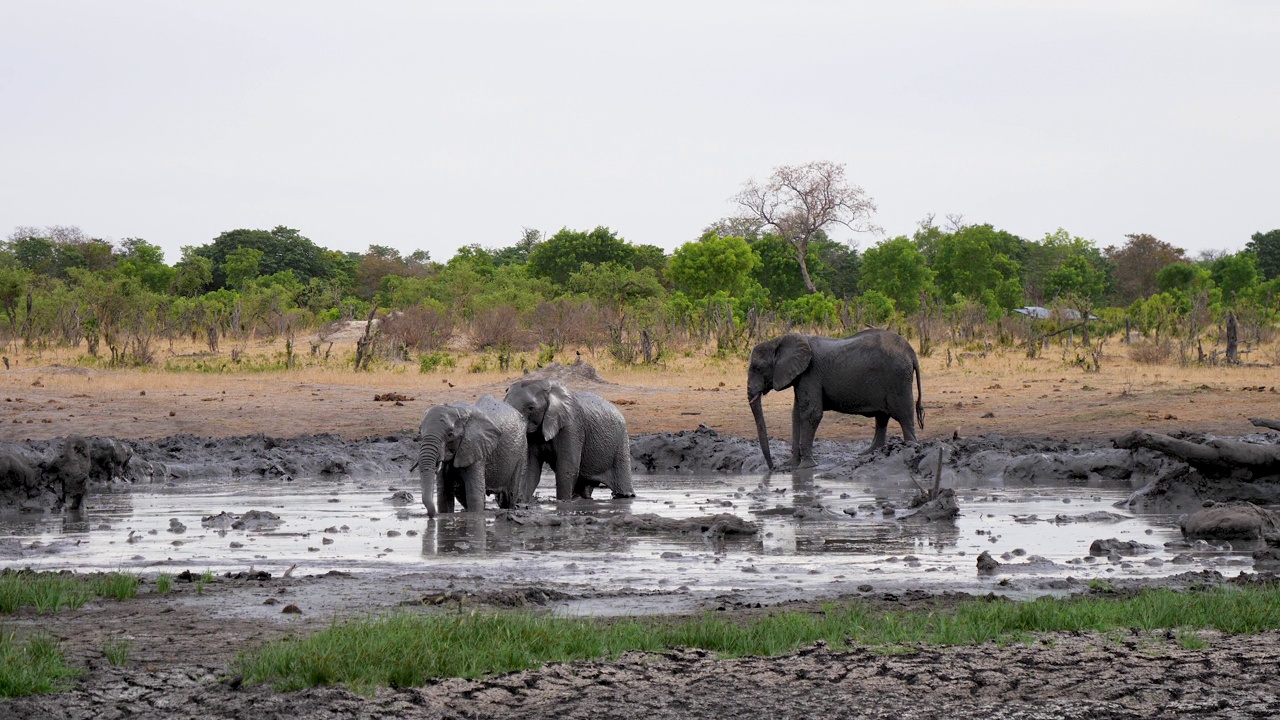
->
(454, 412, 501, 468)
(772, 334, 813, 390)
(542, 383, 572, 441)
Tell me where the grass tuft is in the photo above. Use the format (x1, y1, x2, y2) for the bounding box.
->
(0, 571, 139, 614)
(156, 573, 174, 595)
(102, 637, 132, 666)
(0, 630, 79, 697)
(238, 586, 1280, 694)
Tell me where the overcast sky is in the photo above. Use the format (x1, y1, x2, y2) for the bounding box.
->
(2, 1, 1276, 264)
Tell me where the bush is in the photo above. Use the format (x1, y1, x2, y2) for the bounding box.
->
(1129, 338, 1174, 364)
(469, 304, 533, 351)
(418, 351, 456, 373)
(382, 304, 453, 351)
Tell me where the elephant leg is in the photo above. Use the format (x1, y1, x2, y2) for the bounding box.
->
(791, 393, 823, 468)
(898, 414, 917, 443)
(462, 465, 486, 513)
(437, 473, 456, 514)
(612, 440, 635, 498)
(554, 449, 581, 502)
(869, 413, 890, 451)
(522, 447, 544, 503)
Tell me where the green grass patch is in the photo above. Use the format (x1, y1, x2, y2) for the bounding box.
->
(239, 586, 1280, 694)
(0, 571, 140, 614)
(0, 630, 79, 697)
(102, 637, 133, 666)
(156, 573, 174, 595)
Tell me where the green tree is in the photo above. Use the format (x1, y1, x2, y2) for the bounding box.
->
(492, 228, 541, 267)
(931, 225, 1024, 311)
(527, 226, 638, 287)
(568, 261, 664, 318)
(1246, 229, 1280, 281)
(0, 265, 27, 332)
(859, 236, 932, 314)
(1045, 255, 1108, 304)
(1211, 252, 1261, 304)
(1155, 262, 1207, 294)
(748, 233, 813, 303)
(172, 247, 214, 297)
(10, 236, 58, 276)
(734, 161, 877, 294)
(1023, 229, 1111, 304)
(810, 234, 861, 298)
(224, 247, 264, 290)
(668, 232, 759, 298)
(116, 239, 175, 294)
(195, 226, 330, 289)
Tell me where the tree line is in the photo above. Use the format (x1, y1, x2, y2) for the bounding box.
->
(2, 163, 1277, 369)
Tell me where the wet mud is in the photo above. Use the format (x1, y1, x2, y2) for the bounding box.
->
(3, 423, 1280, 718)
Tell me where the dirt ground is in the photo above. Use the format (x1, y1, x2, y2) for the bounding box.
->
(2, 342, 1279, 719)
(1, 343, 1276, 444)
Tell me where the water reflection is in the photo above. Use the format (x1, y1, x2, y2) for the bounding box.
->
(0, 471, 1215, 600)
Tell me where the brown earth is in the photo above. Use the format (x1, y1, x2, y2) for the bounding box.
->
(2, 345, 1279, 718)
(1, 347, 1277, 444)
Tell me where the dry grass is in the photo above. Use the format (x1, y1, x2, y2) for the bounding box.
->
(1, 332, 1276, 443)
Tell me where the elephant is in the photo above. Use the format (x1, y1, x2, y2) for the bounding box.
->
(503, 378, 636, 501)
(44, 435, 92, 511)
(87, 436, 133, 484)
(747, 329, 924, 469)
(417, 395, 528, 518)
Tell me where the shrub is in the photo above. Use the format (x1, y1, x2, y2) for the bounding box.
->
(418, 351, 456, 373)
(469, 304, 533, 352)
(1129, 338, 1174, 364)
(382, 304, 453, 351)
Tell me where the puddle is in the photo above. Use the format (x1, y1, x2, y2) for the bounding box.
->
(0, 470, 1252, 614)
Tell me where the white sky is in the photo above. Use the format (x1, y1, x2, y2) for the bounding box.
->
(2, 1, 1277, 264)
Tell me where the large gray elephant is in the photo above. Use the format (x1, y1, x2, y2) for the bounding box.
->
(504, 378, 635, 501)
(747, 329, 924, 469)
(417, 395, 528, 518)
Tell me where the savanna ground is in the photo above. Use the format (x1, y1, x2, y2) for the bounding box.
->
(2, 329, 1280, 719)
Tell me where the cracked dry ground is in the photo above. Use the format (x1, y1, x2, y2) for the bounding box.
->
(6, 629, 1280, 719)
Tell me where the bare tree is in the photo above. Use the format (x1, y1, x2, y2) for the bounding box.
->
(734, 161, 878, 293)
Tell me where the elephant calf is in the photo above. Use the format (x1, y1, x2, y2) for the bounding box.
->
(748, 329, 924, 469)
(418, 395, 528, 517)
(504, 378, 635, 501)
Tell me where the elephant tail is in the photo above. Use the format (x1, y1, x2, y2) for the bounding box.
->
(914, 356, 925, 431)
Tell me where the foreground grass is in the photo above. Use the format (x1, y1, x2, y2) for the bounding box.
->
(240, 585, 1280, 694)
(0, 571, 140, 614)
(0, 630, 78, 697)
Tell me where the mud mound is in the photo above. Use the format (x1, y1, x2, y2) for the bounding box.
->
(632, 425, 774, 474)
(517, 360, 612, 386)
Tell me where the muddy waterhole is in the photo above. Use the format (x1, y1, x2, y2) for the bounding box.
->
(1, 470, 1247, 615)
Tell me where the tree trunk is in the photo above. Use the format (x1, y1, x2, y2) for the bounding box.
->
(1226, 312, 1239, 364)
(794, 243, 817, 294)
(1114, 429, 1280, 477)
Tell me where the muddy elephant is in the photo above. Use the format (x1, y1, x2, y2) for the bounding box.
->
(747, 329, 924, 469)
(88, 436, 133, 483)
(417, 395, 528, 518)
(504, 378, 635, 501)
(44, 435, 92, 511)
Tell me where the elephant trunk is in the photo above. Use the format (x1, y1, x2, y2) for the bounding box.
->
(419, 435, 441, 518)
(749, 394, 773, 470)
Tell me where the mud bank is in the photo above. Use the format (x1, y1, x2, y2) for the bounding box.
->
(4, 425, 1279, 517)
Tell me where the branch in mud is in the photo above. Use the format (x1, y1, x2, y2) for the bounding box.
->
(1113, 430, 1280, 478)
(1250, 418, 1280, 432)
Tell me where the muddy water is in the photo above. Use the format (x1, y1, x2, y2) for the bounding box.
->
(0, 470, 1251, 614)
